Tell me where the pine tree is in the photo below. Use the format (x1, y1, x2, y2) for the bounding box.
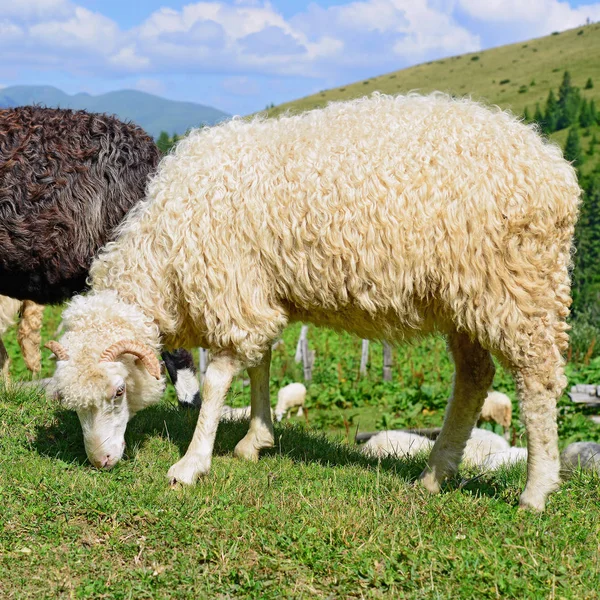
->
(588, 133, 598, 155)
(564, 126, 583, 165)
(156, 131, 172, 154)
(544, 90, 559, 133)
(585, 77, 594, 89)
(579, 98, 594, 127)
(573, 175, 600, 313)
(523, 106, 531, 122)
(533, 103, 545, 128)
(592, 99, 600, 124)
(557, 71, 581, 129)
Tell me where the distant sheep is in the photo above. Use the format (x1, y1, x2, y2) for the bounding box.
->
(47, 93, 580, 510)
(479, 391, 512, 432)
(0, 106, 199, 406)
(274, 382, 307, 422)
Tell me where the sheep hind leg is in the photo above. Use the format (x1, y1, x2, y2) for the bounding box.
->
(419, 331, 495, 493)
(0, 337, 9, 380)
(167, 353, 242, 485)
(515, 351, 563, 511)
(234, 348, 274, 462)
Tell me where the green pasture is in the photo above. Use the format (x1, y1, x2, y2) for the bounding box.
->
(1, 308, 600, 598)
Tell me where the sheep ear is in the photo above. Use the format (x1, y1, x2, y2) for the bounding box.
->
(99, 340, 162, 380)
(45, 341, 69, 361)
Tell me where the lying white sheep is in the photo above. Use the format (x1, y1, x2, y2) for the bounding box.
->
(361, 430, 433, 459)
(220, 405, 252, 421)
(361, 428, 526, 470)
(47, 93, 581, 510)
(462, 428, 510, 468)
(274, 382, 307, 422)
(479, 391, 512, 433)
(484, 446, 528, 470)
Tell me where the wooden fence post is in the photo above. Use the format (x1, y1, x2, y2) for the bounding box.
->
(199, 348, 209, 387)
(301, 334, 313, 382)
(360, 339, 369, 377)
(295, 325, 309, 363)
(383, 342, 393, 381)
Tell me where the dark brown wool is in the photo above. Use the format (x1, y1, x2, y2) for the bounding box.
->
(0, 106, 161, 303)
(0, 107, 199, 406)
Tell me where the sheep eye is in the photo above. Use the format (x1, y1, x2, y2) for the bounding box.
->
(114, 385, 125, 398)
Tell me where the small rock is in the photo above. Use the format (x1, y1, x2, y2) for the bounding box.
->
(560, 442, 600, 477)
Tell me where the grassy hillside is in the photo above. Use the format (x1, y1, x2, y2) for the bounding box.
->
(266, 24, 600, 119)
(0, 86, 229, 138)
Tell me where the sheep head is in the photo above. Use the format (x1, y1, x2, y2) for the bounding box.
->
(46, 337, 165, 470)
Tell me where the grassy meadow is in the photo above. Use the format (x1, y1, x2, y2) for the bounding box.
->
(1, 307, 600, 598)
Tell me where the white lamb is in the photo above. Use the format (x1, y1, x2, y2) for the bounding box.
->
(479, 391, 512, 437)
(274, 382, 307, 422)
(46, 93, 581, 510)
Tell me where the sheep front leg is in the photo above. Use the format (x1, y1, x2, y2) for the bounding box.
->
(167, 353, 241, 485)
(234, 349, 274, 461)
(420, 332, 495, 493)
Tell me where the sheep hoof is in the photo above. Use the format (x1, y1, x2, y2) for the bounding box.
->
(518, 491, 547, 512)
(234, 434, 274, 462)
(167, 456, 209, 486)
(418, 469, 442, 494)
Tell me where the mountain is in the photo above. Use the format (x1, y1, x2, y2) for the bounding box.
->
(0, 86, 229, 138)
(265, 23, 600, 119)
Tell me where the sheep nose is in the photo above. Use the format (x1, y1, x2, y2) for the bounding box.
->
(92, 455, 113, 469)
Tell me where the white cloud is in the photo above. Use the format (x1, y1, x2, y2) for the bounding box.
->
(457, 0, 600, 33)
(1, 0, 597, 96)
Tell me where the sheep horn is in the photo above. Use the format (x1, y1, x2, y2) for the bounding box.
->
(99, 340, 161, 380)
(45, 341, 69, 361)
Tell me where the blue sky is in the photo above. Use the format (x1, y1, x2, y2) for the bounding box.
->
(1, 0, 599, 115)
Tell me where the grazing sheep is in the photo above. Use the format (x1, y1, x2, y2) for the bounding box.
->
(274, 382, 307, 422)
(47, 93, 580, 510)
(560, 442, 600, 477)
(479, 391, 512, 431)
(0, 106, 199, 405)
(361, 430, 433, 458)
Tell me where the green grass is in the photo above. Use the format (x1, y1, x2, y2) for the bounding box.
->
(2, 312, 600, 597)
(1, 384, 600, 598)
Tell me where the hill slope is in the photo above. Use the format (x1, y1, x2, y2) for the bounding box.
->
(0, 86, 229, 138)
(267, 24, 600, 118)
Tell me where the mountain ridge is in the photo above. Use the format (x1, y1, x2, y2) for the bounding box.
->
(0, 85, 229, 138)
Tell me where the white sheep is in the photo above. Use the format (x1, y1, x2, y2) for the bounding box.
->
(478, 391, 512, 437)
(361, 431, 433, 459)
(47, 93, 580, 510)
(275, 382, 307, 422)
(220, 405, 252, 421)
(462, 428, 510, 468)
